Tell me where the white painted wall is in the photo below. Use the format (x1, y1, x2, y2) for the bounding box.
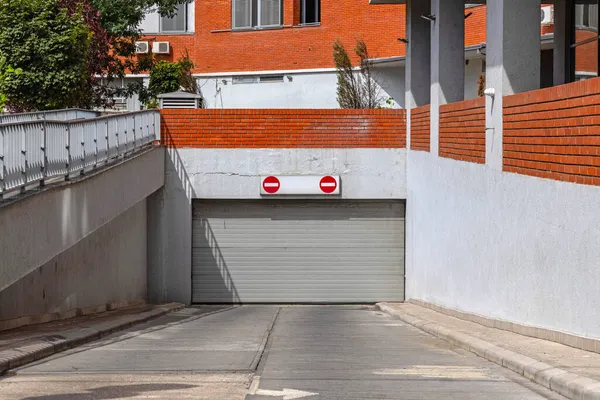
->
(176, 148, 407, 199)
(0, 148, 165, 295)
(465, 57, 484, 100)
(406, 150, 600, 339)
(199, 71, 401, 109)
(373, 66, 406, 108)
(0, 200, 148, 323)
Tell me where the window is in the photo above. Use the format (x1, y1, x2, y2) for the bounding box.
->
(232, 0, 282, 29)
(301, 0, 320, 25)
(571, 1, 599, 81)
(161, 3, 187, 32)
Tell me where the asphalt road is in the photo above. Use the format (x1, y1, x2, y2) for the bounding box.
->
(0, 306, 565, 400)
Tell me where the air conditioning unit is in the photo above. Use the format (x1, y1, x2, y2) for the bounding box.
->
(152, 42, 171, 54)
(135, 41, 149, 54)
(541, 5, 554, 26)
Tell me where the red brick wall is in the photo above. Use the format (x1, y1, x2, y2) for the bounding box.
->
(439, 97, 486, 164)
(161, 109, 406, 148)
(504, 78, 600, 186)
(410, 105, 430, 152)
(145, 0, 405, 73)
(142, 3, 525, 74)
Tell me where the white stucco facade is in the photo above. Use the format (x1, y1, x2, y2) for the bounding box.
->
(177, 148, 407, 199)
(405, 151, 600, 339)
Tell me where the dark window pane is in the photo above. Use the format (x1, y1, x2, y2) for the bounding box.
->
(233, 0, 252, 28)
(302, 0, 320, 24)
(161, 3, 186, 32)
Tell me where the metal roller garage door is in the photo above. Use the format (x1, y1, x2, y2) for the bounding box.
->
(192, 200, 405, 303)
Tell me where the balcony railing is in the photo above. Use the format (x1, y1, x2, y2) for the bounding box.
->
(0, 110, 160, 200)
(0, 108, 100, 125)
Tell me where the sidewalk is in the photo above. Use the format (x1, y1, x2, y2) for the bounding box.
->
(378, 302, 600, 400)
(0, 302, 183, 375)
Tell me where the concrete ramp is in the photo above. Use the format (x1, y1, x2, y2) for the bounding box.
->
(0, 147, 165, 328)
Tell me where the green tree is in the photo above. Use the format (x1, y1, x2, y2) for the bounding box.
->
(0, 0, 192, 111)
(138, 50, 199, 108)
(333, 38, 384, 109)
(0, 0, 91, 111)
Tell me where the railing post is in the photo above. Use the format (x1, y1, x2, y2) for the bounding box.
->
(21, 125, 27, 192)
(115, 117, 120, 158)
(131, 115, 136, 153)
(94, 120, 98, 168)
(105, 119, 109, 163)
(80, 124, 85, 176)
(65, 124, 71, 181)
(0, 125, 4, 200)
(41, 121, 47, 186)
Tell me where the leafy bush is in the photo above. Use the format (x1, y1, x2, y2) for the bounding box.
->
(0, 0, 91, 111)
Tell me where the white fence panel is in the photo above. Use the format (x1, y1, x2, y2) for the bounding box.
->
(45, 121, 69, 179)
(68, 123, 85, 175)
(25, 122, 45, 184)
(1, 124, 26, 191)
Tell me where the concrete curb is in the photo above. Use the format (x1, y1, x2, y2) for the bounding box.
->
(376, 303, 600, 400)
(0, 302, 184, 375)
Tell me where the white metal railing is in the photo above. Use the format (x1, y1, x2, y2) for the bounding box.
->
(0, 108, 100, 125)
(0, 110, 160, 199)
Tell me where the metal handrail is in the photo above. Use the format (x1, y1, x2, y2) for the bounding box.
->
(0, 108, 100, 125)
(0, 109, 161, 200)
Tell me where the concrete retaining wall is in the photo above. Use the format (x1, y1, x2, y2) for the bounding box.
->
(0, 200, 148, 327)
(405, 150, 600, 339)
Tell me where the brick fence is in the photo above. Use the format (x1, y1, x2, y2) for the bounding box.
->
(504, 78, 600, 186)
(410, 105, 430, 152)
(439, 97, 486, 164)
(160, 109, 406, 148)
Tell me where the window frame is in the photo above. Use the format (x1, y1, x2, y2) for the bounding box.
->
(300, 0, 320, 25)
(568, 0, 600, 82)
(160, 3, 188, 33)
(232, 0, 284, 30)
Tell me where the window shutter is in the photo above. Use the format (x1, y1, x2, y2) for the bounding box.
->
(260, 0, 281, 26)
(233, 0, 252, 28)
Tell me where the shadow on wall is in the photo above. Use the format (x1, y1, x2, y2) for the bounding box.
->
(193, 218, 241, 304)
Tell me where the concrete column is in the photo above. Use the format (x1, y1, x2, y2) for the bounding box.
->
(405, 0, 431, 149)
(430, 0, 465, 156)
(553, 0, 569, 86)
(485, 0, 541, 170)
(147, 147, 193, 306)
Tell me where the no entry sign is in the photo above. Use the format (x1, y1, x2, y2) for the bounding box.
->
(260, 176, 341, 196)
(262, 176, 281, 194)
(319, 176, 338, 194)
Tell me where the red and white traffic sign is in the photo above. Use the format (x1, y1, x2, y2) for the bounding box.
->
(262, 176, 281, 194)
(260, 175, 340, 196)
(319, 176, 338, 194)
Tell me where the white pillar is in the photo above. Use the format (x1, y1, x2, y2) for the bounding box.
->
(485, 0, 541, 170)
(430, 0, 465, 156)
(405, 0, 431, 149)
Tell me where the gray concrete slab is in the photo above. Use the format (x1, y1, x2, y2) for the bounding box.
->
(248, 306, 565, 400)
(2, 306, 567, 400)
(18, 306, 277, 374)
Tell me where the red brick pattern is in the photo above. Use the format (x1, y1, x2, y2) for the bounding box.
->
(410, 105, 430, 152)
(504, 78, 600, 186)
(439, 97, 486, 164)
(161, 109, 406, 148)
(144, 1, 405, 73)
